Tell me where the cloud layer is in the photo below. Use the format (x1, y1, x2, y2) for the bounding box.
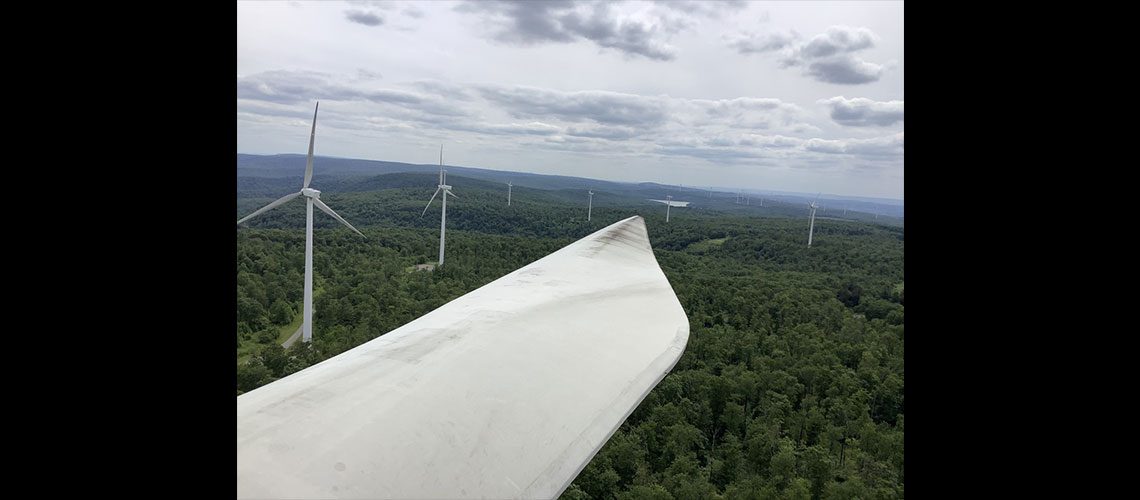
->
(237, 70, 902, 173)
(732, 25, 889, 84)
(345, 9, 383, 26)
(456, 0, 700, 61)
(819, 96, 903, 126)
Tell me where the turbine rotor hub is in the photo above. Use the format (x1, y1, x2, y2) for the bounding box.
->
(301, 188, 321, 198)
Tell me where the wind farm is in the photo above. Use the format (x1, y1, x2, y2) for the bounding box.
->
(236, 2, 902, 497)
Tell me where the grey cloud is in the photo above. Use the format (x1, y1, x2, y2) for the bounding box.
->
(458, 1, 682, 61)
(728, 32, 797, 54)
(559, 7, 678, 60)
(237, 70, 332, 104)
(402, 6, 424, 18)
(345, 10, 384, 26)
(452, 121, 561, 136)
(657, 145, 763, 161)
(819, 96, 903, 126)
(479, 85, 668, 126)
(739, 134, 803, 148)
(733, 25, 888, 84)
(566, 124, 641, 140)
(800, 26, 876, 58)
(689, 97, 808, 131)
(806, 56, 884, 84)
(805, 133, 903, 156)
(238, 71, 467, 117)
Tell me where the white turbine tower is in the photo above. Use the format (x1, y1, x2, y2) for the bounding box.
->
(588, 190, 594, 221)
(236, 102, 365, 343)
(507, 181, 512, 206)
(807, 194, 820, 247)
(665, 195, 673, 222)
(422, 145, 458, 267)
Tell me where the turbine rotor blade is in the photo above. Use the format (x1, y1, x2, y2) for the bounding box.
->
(313, 197, 365, 238)
(237, 191, 301, 225)
(422, 187, 442, 216)
(304, 102, 319, 188)
(446, 190, 458, 198)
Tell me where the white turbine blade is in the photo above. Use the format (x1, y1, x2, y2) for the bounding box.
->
(303, 102, 319, 188)
(238, 216, 688, 500)
(439, 144, 444, 184)
(446, 190, 458, 198)
(313, 198, 365, 238)
(421, 187, 442, 216)
(237, 191, 301, 224)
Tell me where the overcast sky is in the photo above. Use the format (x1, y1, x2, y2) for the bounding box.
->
(238, 1, 903, 199)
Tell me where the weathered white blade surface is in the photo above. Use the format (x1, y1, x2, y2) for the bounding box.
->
(237, 215, 689, 499)
(304, 102, 318, 188)
(313, 198, 365, 238)
(236, 191, 300, 224)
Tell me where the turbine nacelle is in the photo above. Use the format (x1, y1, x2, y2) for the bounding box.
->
(301, 188, 322, 199)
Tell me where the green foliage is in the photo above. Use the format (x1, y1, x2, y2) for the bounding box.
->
(236, 173, 903, 499)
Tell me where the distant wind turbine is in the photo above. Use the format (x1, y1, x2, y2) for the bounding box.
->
(588, 190, 594, 221)
(666, 195, 673, 222)
(422, 145, 458, 267)
(236, 102, 365, 343)
(507, 181, 512, 206)
(807, 193, 820, 247)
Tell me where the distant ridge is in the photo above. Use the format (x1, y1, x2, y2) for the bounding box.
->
(238, 154, 903, 218)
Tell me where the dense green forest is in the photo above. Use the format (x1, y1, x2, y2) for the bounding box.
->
(236, 172, 903, 499)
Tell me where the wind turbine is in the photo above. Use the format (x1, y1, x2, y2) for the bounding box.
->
(236, 102, 365, 343)
(507, 181, 512, 206)
(588, 190, 594, 221)
(422, 145, 458, 267)
(665, 195, 673, 222)
(807, 193, 820, 247)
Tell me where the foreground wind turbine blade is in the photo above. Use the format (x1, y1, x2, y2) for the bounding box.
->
(421, 187, 442, 216)
(303, 102, 319, 188)
(312, 198, 365, 238)
(238, 216, 689, 500)
(445, 190, 458, 198)
(237, 191, 301, 224)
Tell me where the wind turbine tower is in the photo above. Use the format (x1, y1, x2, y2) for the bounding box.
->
(666, 195, 673, 222)
(422, 145, 458, 267)
(588, 190, 594, 221)
(236, 102, 365, 343)
(507, 181, 512, 206)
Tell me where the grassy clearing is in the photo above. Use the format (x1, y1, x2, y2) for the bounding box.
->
(276, 311, 304, 344)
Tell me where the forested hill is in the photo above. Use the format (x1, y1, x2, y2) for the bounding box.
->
(236, 165, 904, 498)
